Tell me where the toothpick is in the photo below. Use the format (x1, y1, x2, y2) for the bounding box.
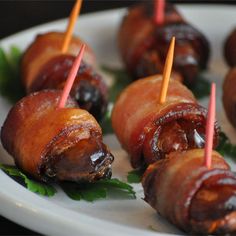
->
(61, 0, 82, 53)
(58, 44, 85, 108)
(154, 0, 165, 25)
(159, 37, 175, 104)
(204, 83, 216, 169)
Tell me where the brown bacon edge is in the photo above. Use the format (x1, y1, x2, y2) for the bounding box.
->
(21, 32, 108, 120)
(22, 32, 95, 92)
(223, 67, 236, 129)
(112, 77, 219, 169)
(118, 2, 210, 85)
(1, 90, 113, 182)
(29, 54, 108, 121)
(142, 149, 236, 234)
(224, 28, 236, 67)
(136, 102, 219, 168)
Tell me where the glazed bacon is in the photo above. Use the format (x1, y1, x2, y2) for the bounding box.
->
(111, 75, 219, 168)
(224, 28, 236, 67)
(142, 149, 236, 234)
(1, 90, 113, 182)
(223, 68, 236, 129)
(223, 29, 236, 129)
(118, 2, 210, 86)
(21, 32, 107, 120)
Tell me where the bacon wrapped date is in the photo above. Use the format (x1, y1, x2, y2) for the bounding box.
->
(142, 149, 236, 234)
(111, 75, 219, 168)
(21, 32, 107, 120)
(224, 28, 236, 67)
(223, 67, 236, 129)
(118, 2, 210, 86)
(1, 90, 113, 182)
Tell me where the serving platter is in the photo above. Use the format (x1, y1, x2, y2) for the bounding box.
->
(0, 5, 236, 235)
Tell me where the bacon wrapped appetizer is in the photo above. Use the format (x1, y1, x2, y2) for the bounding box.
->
(223, 67, 236, 129)
(1, 90, 113, 182)
(118, 2, 210, 86)
(223, 29, 236, 129)
(22, 32, 108, 121)
(224, 28, 236, 67)
(142, 149, 236, 234)
(111, 75, 219, 168)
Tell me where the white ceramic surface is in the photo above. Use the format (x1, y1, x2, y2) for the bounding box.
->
(0, 5, 236, 235)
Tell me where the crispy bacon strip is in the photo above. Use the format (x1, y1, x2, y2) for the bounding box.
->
(22, 32, 95, 90)
(223, 67, 236, 129)
(21, 32, 107, 120)
(118, 2, 210, 85)
(112, 76, 219, 168)
(142, 149, 236, 234)
(1, 90, 113, 182)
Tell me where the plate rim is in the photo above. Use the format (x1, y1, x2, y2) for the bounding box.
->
(0, 8, 169, 236)
(0, 4, 236, 236)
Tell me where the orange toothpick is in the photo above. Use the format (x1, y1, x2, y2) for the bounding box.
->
(154, 0, 165, 25)
(159, 37, 175, 104)
(61, 0, 82, 53)
(204, 83, 216, 169)
(58, 44, 85, 108)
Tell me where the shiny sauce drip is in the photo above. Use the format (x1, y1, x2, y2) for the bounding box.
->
(157, 119, 205, 155)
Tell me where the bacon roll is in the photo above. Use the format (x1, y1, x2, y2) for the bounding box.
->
(224, 28, 236, 67)
(142, 149, 236, 234)
(223, 67, 236, 129)
(111, 75, 219, 168)
(1, 90, 113, 182)
(21, 32, 108, 120)
(118, 2, 210, 86)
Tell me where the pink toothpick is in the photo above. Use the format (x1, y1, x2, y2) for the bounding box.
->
(154, 0, 165, 25)
(57, 44, 85, 108)
(204, 83, 216, 169)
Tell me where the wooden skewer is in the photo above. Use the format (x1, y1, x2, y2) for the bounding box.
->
(159, 37, 175, 104)
(204, 83, 216, 169)
(61, 0, 82, 53)
(58, 44, 85, 108)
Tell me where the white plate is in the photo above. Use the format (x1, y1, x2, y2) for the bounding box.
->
(1, 5, 236, 236)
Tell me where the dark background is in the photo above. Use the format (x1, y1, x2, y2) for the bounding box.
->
(0, 0, 235, 235)
(1, 0, 236, 39)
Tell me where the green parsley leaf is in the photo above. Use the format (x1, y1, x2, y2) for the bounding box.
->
(127, 169, 144, 183)
(0, 46, 25, 103)
(189, 74, 211, 99)
(0, 48, 11, 85)
(101, 65, 132, 103)
(102, 66, 211, 101)
(100, 66, 133, 134)
(60, 182, 107, 202)
(98, 178, 135, 192)
(216, 132, 236, 158)
(99, 105, 114, 134)
(60, 178, 136, 202)
(0, 164, 56, 197)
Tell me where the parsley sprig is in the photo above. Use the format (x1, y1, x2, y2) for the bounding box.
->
(100, 66, 133, 134)
(0, 46, 25, 102)
(61, 178, 136, 202)
(0, 164, 136, 201)
(216, 132, 236, 157)
(101, 66, 132, 103)
(127, 169, 144, 183)
(0, 164, 56, 196)
(189, 75, 211, 99)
